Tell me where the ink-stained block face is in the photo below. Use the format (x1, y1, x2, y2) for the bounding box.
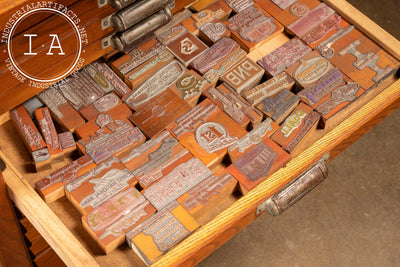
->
(167, 32, 208, 67)
(199, 20, 231, 46)
(228, 118, 279, 162)
(271, 102, 320, 155)
(58, 131, 76, 157)
(167, 99, 247, 167)
(157, 25, 188, 45)
(224, 0, 254, 13)
(23, 97, 43, 118)
(227, 137, 291, 193)
(128, 89, 191, 138)
(226, 4, 284, 52)
(126, 201, 200, 266)
(79, 93, 122, 121)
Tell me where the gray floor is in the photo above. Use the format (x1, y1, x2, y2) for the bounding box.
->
(199, 1, 400, 266)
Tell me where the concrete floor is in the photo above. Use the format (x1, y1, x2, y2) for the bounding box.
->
(199, 1, 400, 266)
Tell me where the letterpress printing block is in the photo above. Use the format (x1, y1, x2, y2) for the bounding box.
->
(271, 102, 320, 155)
(224, 0, 254, 13)
(226, 4, 284, 52)
(58, 132, 76, 158)
(256, 89, 300, 124)
(38, 87, 85, 132)
(287, 3, 336, 38)
(167, 32, 208, 67)
(168, 70, 210, 106)
(269, 0, 298, 10)
(124, 49, 175, 90)
(82, 188, 155, 254)
(190, 37, 241, 75)
(32, 148, 51, 172)
(157, 25, 188, 45)
(79, 93, 122, 121)
(35, 155, 96, 203)
(35, 107, 64, 163)
(123, 60, 186, 110)
(77, 119, 146, 164)
(75, 104, 132, 139)
(177, 167, 237, 221)
(204, 84, 263, 128)
(190, 0, 218, 12)
(220, 57, 264, 93)
(128, 89, 191, 138)
(274, 0, 321, 28)
(199, 21, 231, 46)
(228, 118, 278, 161)
(257, 38, 312, 77)
(168, 99, 247, 167)
(65, 158, 137, 215)
(23, 97, 44, 118)
(243, 72, 295, 105)
(182, 0, 232, 35)
(126, 201, 199, 265)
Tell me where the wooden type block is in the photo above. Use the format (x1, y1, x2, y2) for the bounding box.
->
(226, 4, 284, 52)
(35, 155, 96, 203)
(166, 32, 208, 67)
(168, 70, 211, 106)
(256, 89, 300, 124)
(157, 25, 188, 45)
(177, 167, 237, 221)
(223, 0, 254, 13)
(167, 99, 247, 167)
(257, 38, 312, 77)
(227, 137, 291, 193)
(65, 158, 137, 215)
(83, 61, 132, 97)
(190, 0, 218, 12)
(58, 132, 76, 158)
(243, 72, 295, 105)
(79, 92, 122, 121)
(124, 49, 175, 89)
(199, 20, 231, 46)
(285, 51, 334, 89)
(123, 60, 186, 110)
(143, 157, 212, 210)
(35, 107, 64, 163)
(182, 0, 232, 35)
(75, 103, 132, 139)
(32, 148, 51, 172)
(126, 201, 200, 266)
(267, 0, 298, 10)
(171, 0, 199, 13)
(271, 102, 320, 155)
(287, 3, 335, 38)
(228, 118, 279, 162)
(128, 89, 191, 138)
(220, 56, 264, 93)
(76, 119, 146, 164)
(23, 96, 43, 118)
(82, 187, 155, 254)
(204, 84, 263, 128)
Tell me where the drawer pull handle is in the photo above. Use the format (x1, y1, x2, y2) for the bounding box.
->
(98, 0, 139, 9)
(101, 0, 173, 31)
(102, 8, 172, 51)
(257, 156, 329, 216)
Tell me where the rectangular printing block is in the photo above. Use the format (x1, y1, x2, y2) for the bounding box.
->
(199, 20, 231, 45)
(79, 92, 122, 121)
(58, 132, 76, 158)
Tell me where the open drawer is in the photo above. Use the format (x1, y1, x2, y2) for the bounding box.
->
(0, 0, 400, 266)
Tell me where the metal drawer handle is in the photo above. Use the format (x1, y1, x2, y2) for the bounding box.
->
(101, 0, 173, 31)
(98, 0, 139, 9)
(102, 7, 172, 51)
(257, 155, 329, 216)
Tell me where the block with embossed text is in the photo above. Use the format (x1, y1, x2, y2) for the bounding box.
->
(79, 92, 122, 121)
(199, 20, 231, 45)
(157, 25, 188, 45)
(167, 32, 208, 67)
(58, 132, 76, 158)
(224, 0, 254, 13)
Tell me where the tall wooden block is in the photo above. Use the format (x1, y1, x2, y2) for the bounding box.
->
(227, 138, 291, 193)
(166, 32, 208, 67)
(58, 132, 76, 158)
(199, 20, 231, 45)
(79, 93, 122, 121)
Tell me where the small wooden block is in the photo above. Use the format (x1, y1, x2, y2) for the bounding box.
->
(227, 137, 291, 193)
(65, 158, 137, 215)
(58, 132, 76, 158)
(257, 38, 312, 77)
(79, 93, 122, 121)
(157, 25, 189, 45)
(220, 56, 264, 93)
(166, 32, 208, 67)
(226, 4, 284, 52)
(268, 0, 298, 10)
(168, 99, 247, 167)
(35, 155, 96, 203)
(177, 167, 237, 222)
(224, 0, 254, 13)
(271, 0, 322, 28)
(38, 87, 85, 132)
(271, 102, 320, 155)
(124, 49, 174, 89)
(128, 89, 191, 138)
(256, 89, 300, 124)
(243, 72, 295, 105)
(32, 148, 51, 172)
(199, 20, 231, 45)
(123, 60, 186, 110)
(204, 84, 263, 128)
(23, 96, 44, 118)
(190, 0, 218, 12)
(76, 119, 146, 164)
(75, 103, 132, 139)
(35, 107, 64, 163)
(228, 118, 279, 162)
(126, 201, 200, 266)
(182, 0, 232, 35)
(82, 188, 155, 254)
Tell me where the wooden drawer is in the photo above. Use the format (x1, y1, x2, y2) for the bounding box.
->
(0, 0, 400, 266)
